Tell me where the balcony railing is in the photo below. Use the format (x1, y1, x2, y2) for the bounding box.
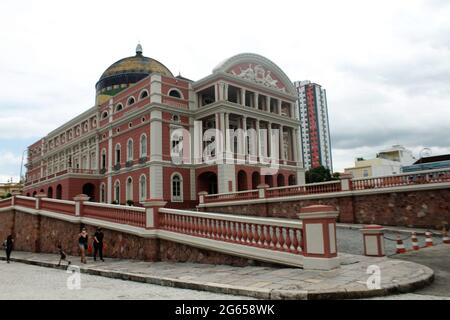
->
(159, 208, 303, 254)
(352, 168, 450, 190)
(202, 168, 450, 205)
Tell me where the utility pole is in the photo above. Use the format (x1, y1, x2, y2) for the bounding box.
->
(19, 149, 27, 183)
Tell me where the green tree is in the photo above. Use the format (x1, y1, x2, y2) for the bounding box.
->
(305, 166, 338, 183)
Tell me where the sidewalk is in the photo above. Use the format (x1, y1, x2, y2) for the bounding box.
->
(0, 250, 433, 300)
(337, 223, 445, 236)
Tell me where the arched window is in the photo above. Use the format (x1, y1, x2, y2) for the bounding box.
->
(114, 180, 120, 203)
(139, 90, 149, 100)
(56, 184, 62, 199)
(127, 139, 133, 161)
(101, 149, 106, 169)
(139, 175, 147, 202)
(115, 104, 123, 112)
(127, 97, 135, 106)
(47, 187, 53, 198)
(140, 134, 147, 157)
(115, 144, 121, 164)
(100, 183, 106, 203)
(126, 177, 133, 202)
(168, 89, 182, 99)
(171, 173, 183, 202)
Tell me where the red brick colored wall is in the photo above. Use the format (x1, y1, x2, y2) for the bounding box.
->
(352, 190, 450, 228)
(0, 210, 15, 245)
(1, 208, 260, 266)
(12, 211, 41, 252)
(203, 189, 450, 229)
(23, 178, 101, 202)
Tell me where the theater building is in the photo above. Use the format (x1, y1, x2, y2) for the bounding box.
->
(23, 45, 305, 207)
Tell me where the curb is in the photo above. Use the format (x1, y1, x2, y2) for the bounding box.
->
(0, 256, 435, 300)
(337, 224, 444, 237)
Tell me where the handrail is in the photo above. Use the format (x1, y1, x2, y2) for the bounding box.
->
(42, 198, 75, 205)
(159, 208, 303, 254)
(84, 202, 145, 212)
(352, 167, 450, 181)
(267, 180, 340, 191)
(160, 208, 302, 229)
(204, 188, 259, 197)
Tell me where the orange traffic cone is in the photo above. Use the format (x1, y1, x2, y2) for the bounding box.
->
(396, 235, 406, 254)
(411, 232, 419, 250)
(425, 231, 433, 247)
(442, 228, 450, 244)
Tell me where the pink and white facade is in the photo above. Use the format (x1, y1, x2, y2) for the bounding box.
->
(23, 47, 305, 208)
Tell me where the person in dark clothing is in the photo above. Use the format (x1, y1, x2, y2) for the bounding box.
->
(93, 227, 104, 262)
(57, 244, 71, 267)
(4, 235, 13, 263)
(78, 228, 88, 264)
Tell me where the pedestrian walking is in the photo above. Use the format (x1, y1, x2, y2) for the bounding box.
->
(57, 244, 71, 266)
(93, 227, 105, 262)
(3, 235, 14, 263)
(78, 228, 88, 264)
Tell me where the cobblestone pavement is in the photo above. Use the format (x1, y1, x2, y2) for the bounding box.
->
(0, 261, 253, 300)
(0, 250, 433, 300)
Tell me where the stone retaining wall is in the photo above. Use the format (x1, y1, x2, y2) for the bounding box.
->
(0, 208, 262, 266)
(200, 188, 450, 229)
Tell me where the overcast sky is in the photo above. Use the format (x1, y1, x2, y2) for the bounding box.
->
(1, 0, 449, 182)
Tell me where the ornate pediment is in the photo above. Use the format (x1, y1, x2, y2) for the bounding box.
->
(228, 63, 286, 93)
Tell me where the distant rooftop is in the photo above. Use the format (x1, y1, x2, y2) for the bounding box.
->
(414, 154, 450, 164)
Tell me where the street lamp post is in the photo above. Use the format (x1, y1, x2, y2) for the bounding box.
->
(19, 149, 27, 183)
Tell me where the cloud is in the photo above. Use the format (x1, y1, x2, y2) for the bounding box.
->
(0, 0, 449, 177)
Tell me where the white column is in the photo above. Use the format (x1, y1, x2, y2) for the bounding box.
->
(220, 112, 226, 161)
(193, 118, 202, 164)
(278, 99, 282, 115)
(150, 110, 163, 161)
(256, 119, 260, 159)
(268, 122, 273, 159)
(107, 128, 113, 203)
(215, 113, 221, 161)
(242, 116, 247, 157)
(214, 84, 219, 102)
(292, 128, 299, 164)
(255, 93, 259, 109)
(224, 113, 232, 160)
(279, 125, 285, 162)
(224, 83, 229, 101)
(241, 89, 246, 106)
(266, 96, 270, 112)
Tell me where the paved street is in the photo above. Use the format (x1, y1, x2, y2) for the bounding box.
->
(337, 226, 443, 256)
(0, 261, 252, 300)
(0, 250, 433, 299)
(0, 225, 446, 300)
(391, 244, 450, 298)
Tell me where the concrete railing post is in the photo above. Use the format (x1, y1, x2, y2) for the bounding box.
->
(142, 199, 167, 229)
(360, 225, 386, 257)
(11, 190, 21, 206)
(35, 193, 47, 210)
(257, 183, 269, 199)
(198, 191, 208, 204)
(297, 205, 340, 270)
(340, 173, 353, 191)
(73, 194, 90, 216)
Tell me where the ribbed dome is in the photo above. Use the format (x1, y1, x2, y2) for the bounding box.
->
(99, 53, 173, 81)
(95, 44, 173, 96)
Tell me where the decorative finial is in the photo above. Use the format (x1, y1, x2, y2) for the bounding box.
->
(136, 42, 143, 55)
